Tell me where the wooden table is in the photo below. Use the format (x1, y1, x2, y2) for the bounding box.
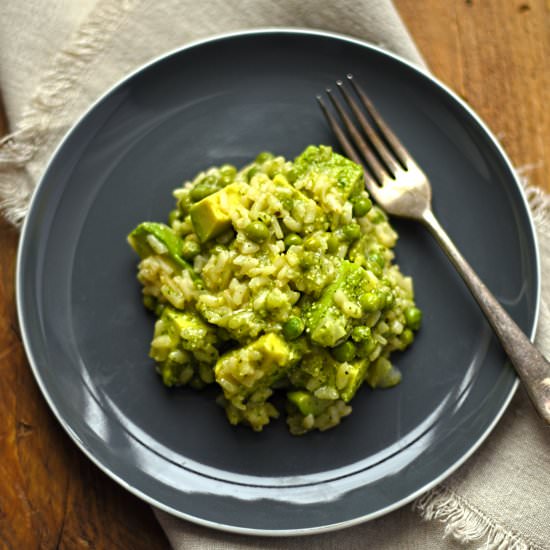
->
(1, 1, 548, 548)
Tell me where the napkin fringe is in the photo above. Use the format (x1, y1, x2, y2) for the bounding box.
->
(0, 0, 139, 226)
(414, 486, 542, 550)
(522, 179, 550, 231)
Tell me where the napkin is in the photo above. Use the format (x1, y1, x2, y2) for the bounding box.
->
(1, 1, 549, 548)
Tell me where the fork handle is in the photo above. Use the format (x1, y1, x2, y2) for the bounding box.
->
(421, 208, 550, 424)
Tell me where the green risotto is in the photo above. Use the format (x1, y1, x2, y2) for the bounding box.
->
(128, 145, 421, 434)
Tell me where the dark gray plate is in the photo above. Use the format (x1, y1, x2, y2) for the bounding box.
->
(17, 30, 539, 535)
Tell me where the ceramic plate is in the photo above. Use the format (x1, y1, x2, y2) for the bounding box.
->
(17, 30, 539, 535)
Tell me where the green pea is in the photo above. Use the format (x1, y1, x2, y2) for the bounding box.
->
(284, 233, 302, 248)
(367, 261, 382, 278)
(177, 194, 192, 215)
(368, 252, 385, 268)
(190, 177, 220, 202)
(267, 163, 282, 178)
(382, 288, 395, 308)
(331, 340, 357, 363)
(327, 234, 341, 253)
(405, 306, 422, 330)
(220, 164, 237, 178)
(368, 207, 386, 224)
(168, 209, 180, 225)
(255, 151, 274, 163)
(356, 338, 377, 358)
(352, 196, 372, 217)
(282, 198, 294, 211)
(351, 326, 371, 342)
(304, 235, 323, 251)
(299, 253, 315, 269)
(360, 291, 384, 312)
(342, 223, 361, 241)
(282, 316, 305, 340)
(244, 221, 270, 242)
(401, 328, 414, 346)
(181, 239, 201, 260)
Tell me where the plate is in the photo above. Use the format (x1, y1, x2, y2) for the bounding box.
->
(17, 30, 539, 535)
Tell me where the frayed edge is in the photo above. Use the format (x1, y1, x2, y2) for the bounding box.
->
(516, 162, 547, 218)
(0, 173, 34, 226)
(0, 0, 139, 226)
(414, 486, 543, 550)
(523, 182, 550, 228)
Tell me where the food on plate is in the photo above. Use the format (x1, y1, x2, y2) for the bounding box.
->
(128, 145, 421, 434)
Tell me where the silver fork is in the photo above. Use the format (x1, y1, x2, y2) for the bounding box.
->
(318, 74, 550, 425)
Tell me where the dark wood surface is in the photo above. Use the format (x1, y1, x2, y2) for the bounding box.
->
(0, 113, 170, 546)
(0, 1, 548, 548)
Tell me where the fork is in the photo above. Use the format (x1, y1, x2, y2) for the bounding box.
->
(318, 74, 550, 425)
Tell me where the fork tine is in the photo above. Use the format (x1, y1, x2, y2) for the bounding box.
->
(325, 88, 386, 185)
(317, 95, 381, 200)
(346, 74, 409, 168)
(336, 79, 400, 177)
(316, 95, 362, 167)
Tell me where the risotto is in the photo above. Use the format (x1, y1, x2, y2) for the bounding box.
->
(128, 145, 421, 434)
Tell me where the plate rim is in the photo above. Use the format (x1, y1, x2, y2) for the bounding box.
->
(16, 27, 541, 536)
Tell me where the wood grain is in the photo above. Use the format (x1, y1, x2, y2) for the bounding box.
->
(0, 1, 548, 548)
(395, 0, 550, 191)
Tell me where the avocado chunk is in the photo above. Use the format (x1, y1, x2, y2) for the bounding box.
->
(215, 333, 293, 403)
(287, 390, 326, 416)
(215, 332, 297, 431)
(268, 174, 325, 231)
(293, 145, 364, 207)
(149, 306, 219, 387)
(190, 182, 244, 242)
(338, 358, 370, 401)
(304, 260, 368, 347)
(160, 306, 218, 362)
(288, 348, 369, 403)
(128, 222, 196, 275)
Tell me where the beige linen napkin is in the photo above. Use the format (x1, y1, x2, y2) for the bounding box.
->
(1, 1, 549, 548)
